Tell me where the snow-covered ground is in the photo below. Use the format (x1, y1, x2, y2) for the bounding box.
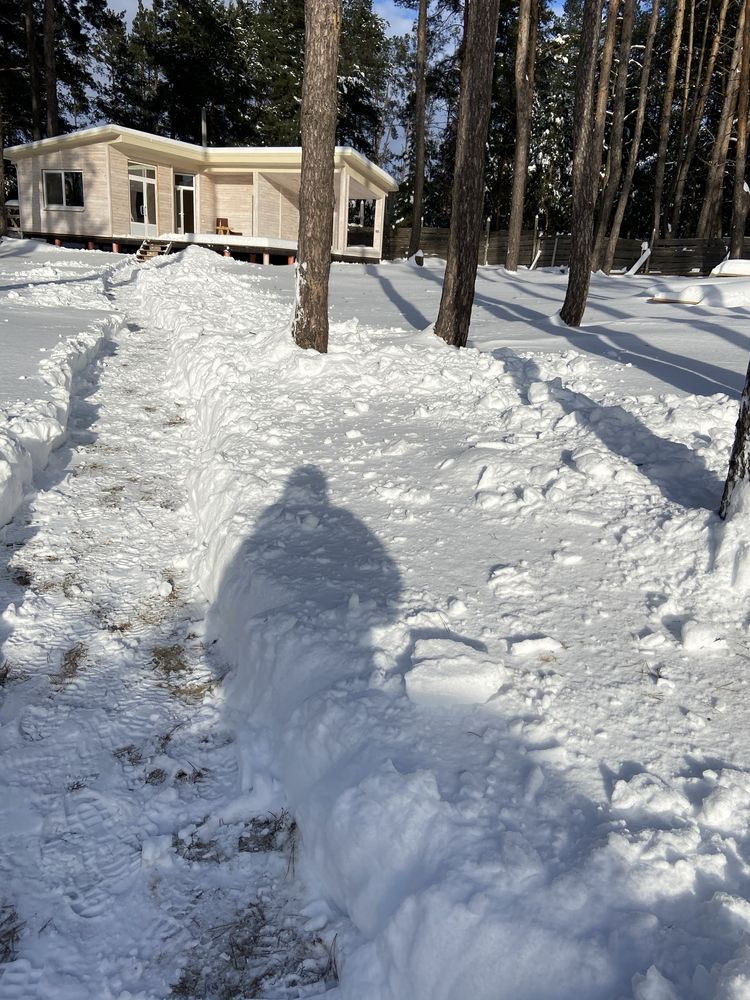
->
(3, 239, 750, 999)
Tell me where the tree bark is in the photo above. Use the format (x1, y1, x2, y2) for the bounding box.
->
(721, 358, 750, 517)
(433, 0, 501, 348)
(506, 0, 538, 271)
(407, 0, 428, 259)
(24, 0, 42, 141)
(291, 0, 342, 353)
(593, 0, 635, 270)
(559, 0, 604, 327)
(696, 1, 745, 240)
(43, 0, 59, 136)
(651, 0, 686, 245)
(0, 94, 6, 239)
(730, 0, 750, 257)
(671, 0, 730, 235)
(603, 0, 659, 272)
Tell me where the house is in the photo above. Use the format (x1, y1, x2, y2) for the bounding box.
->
(5, 124, 398, 262)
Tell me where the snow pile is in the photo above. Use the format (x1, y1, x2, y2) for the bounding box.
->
(123, 247, 750, 999)
(0, 241, 123, 526)
(0, 316, 120, 526)
(711, 259, 750, 278)
(651, 278, 750, 308)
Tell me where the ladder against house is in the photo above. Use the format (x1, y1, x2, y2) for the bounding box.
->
(135, 239, 172, 263)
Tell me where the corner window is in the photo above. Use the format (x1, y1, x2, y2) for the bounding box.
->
(43, 170, 84, 208)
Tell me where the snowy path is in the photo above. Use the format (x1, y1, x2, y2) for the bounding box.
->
(0, 264, 334, 999)
(5, 245, 750, 998)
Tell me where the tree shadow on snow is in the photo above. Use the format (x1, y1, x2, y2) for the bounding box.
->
(498, 350, 724, 510)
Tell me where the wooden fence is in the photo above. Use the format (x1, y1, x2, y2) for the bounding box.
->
(382, 226, 750, 276)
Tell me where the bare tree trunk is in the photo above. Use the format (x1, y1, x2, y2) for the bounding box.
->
(671, 0, 730, 235)
(43, 0, 59, 136)
(593, 0, 636, 269)
(696, 1, 745, 240)
(603, 0, 659, 272)
(675, 0, 696, 165)
(0, 94, 6, 240)
(721, 359, 750, 517)
(651, 0, 686, 244)
(559, 0, 605, 327)
(730, 0, 750, 257)
(291, 0, 342, 353)
(506, 0, 538, 271)
(433, 0, 501, 348)
(24, 0, 42, 141)
(407, 0, 429, 259)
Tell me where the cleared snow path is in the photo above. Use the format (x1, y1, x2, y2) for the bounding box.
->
(0, 261, 335, 999)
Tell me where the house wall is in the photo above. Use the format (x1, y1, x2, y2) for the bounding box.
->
(109, 147, 130, 234)
(279, 187, 299, 241)
(17, 141, 111, 236)
(157, 164, 173, 233)
(257, 173, 281, 239)
(212, 174, 254, 235)
(198, 174, 215, 232)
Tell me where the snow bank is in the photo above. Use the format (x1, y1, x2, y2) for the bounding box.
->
(133, 248, 750, 999)
(0, 316, 120, 527)
(651, 278, 750, 308)
(711, 259, 750, 278)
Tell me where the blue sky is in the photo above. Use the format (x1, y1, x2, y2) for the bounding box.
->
(117, 0, 416, 36)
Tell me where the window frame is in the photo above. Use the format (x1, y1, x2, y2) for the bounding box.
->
(42, 169, 85, 210)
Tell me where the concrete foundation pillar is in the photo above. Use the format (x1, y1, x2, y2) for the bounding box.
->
(54, 238, 62, 248)
(112, 242, 120, 254)
(263, 252, 270, 265)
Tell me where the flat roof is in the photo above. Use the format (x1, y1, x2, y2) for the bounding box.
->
(6, 123, 398, 194)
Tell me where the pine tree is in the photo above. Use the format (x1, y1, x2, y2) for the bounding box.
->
(559, 0, 603, 327)
(292, 0, 342, 353)
(433, 0, 501, 348)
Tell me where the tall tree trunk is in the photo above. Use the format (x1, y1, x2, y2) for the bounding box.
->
(721, 359, 750, 517)
(696, 1, 745, 240)
(603, 0, 659, 271)
(407, 0, 428, 258)
(559, 0, 605, 327)
(593, 0, 635, 270)
(0, 94, 6, 240)
(651, 0, 687, 244)
(675, 0, 696, 165)
(730, 0, 750, 257)
(291, 0, 342, 353)
(671, 0, 730, 235)
(506, 0, 538, 271)
(24, 0, 42, 141)
(433, 0, 501, 348)
(43, 0, 59, 136)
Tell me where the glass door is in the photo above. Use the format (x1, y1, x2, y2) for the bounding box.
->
(174, 173, 195, 235)
(128, 163, 158, 238)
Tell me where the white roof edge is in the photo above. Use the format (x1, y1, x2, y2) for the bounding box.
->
(5, 123, 398, 192)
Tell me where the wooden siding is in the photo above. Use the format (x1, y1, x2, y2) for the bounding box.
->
(23, 142, 111, 237)
(279, 187, 299, 241)
(213, 175, 254, 235)
(157, 164, 173, 233)
(257, 173, 281, 238)
(109, 147, 130, 234)
(198, 175, 215, 232)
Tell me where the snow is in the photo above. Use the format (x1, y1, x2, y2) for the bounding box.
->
(4, 240, 750, 998)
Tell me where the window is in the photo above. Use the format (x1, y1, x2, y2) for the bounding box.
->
(128, 163, 156, 179)
(43, 170, 84, 208)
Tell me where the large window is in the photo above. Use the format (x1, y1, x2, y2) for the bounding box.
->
(43, 170, 84, 208)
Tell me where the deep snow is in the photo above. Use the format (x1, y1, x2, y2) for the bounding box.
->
(3, 240, 750, 999)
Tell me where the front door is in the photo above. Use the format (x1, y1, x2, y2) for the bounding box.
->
(128, 163, 158, 238)
(174, 174, 196, 235)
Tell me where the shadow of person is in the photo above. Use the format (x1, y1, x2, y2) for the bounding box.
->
(209, 464, 403, 736)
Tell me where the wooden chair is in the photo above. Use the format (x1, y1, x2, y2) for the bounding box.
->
(215, 217, 242, 236)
